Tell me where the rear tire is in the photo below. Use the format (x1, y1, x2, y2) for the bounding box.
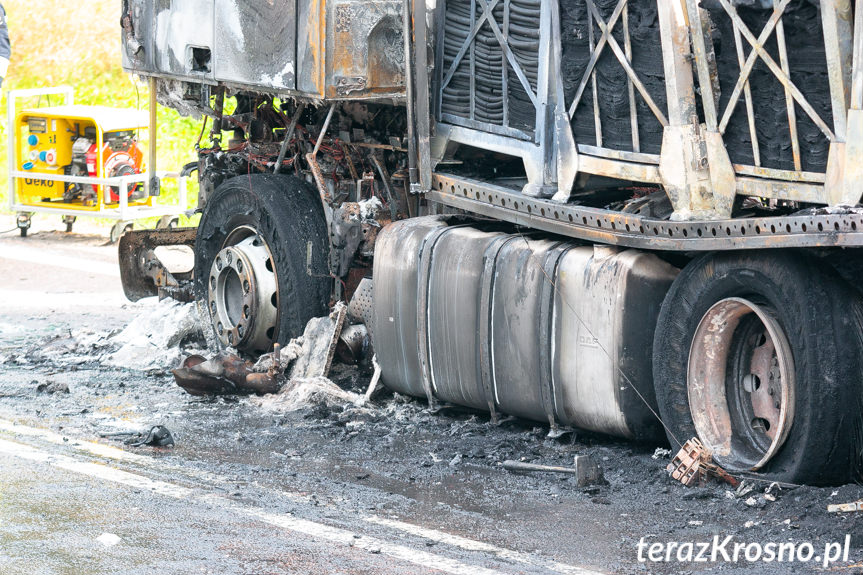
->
(193, 174, 330, 355)
(653, 250, 863, 485)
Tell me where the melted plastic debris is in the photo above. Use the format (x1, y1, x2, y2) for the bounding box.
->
(5, 297, 205, 372)
(105, 298, 204, 371)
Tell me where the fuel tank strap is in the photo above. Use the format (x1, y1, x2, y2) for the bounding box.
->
(416, 224, 472, 409)
(477, 235, 517, 424)
(538, 243, 570, 432)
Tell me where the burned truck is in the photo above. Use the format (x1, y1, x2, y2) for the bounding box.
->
(118, 0, 863, 485)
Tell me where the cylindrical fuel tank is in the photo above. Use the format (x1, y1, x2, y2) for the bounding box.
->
(372, 216, 448, 398)
(372, 217, 679, 440)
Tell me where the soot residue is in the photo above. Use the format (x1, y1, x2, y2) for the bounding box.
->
(560, 0, 667, 155)
(702, 0, 833, 172)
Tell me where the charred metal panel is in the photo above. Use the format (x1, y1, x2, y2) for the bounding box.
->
(153, 0, 215, 80)
(297, 0, 406, 98)
(297, 0, 325, 95)
(122, 0, 215, 80)
(373, 216, 674, 440)
(121, 0, 157, 74)
(214, 0, 296, 90)
(327, 0, 406, 98)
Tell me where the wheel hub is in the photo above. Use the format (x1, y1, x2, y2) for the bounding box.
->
(208, 236, 278, 352)
(687, 297, 795, 471)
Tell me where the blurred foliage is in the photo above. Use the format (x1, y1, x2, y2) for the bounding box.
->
(0, 0, 202, 226)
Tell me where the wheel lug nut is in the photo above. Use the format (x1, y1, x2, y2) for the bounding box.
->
(227, 332, 234, 344)
(237, 260, 244, 273)
(217, 322, 224, 335)
(210, 301, 216, 315)
(238, 325, 244, 337)
(226, 251, 232, 264)
(243, 280, 250, 294)
(216, 257, 223, 271)
(774, 400, 781, 409)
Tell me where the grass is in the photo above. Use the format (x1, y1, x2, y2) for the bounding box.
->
(0, 0, 202, 227)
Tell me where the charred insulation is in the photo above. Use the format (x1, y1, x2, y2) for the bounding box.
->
(561, 0, 667, 155)
(702, 0, 833, 173)
(440, 0, 541, 134)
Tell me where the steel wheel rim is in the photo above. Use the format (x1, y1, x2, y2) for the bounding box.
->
(207, 225, 280, 353)
(687, 297, 795, 471)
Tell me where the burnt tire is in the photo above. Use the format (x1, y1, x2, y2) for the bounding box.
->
(193, 174, 330, 354)
(653, 250, 863, 485)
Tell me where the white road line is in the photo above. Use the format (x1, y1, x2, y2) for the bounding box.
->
(0, 245, 120, 277)
(0, 437, 505, 575)
(0, 419, 606, 575)
(364, 516, 603, 575)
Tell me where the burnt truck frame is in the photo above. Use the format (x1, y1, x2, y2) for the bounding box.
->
(118, 0, 863, 485)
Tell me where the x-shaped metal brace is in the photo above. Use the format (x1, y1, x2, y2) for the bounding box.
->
(567, 0, 668, 127)
(716, 0, 835, 141)
(440, 0, 539, 108)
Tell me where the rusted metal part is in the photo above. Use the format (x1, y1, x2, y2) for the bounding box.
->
(503, 456, 604, 486)
(828, 500, 863, 512)
(667, 438, 739, 488)
(428, 173, 863, 250)
(158, 285, 194, 303)
(688, 298, 795, 471)
(173, 353, 280, 396)
(118, 228, 197, 302)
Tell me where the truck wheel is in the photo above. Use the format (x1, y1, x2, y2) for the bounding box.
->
(193, 174, 330, 355)
(653, 251, 863, 485)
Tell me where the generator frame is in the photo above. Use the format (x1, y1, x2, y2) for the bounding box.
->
(6, 85, 189, 233)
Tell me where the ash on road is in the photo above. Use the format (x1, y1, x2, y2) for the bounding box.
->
(1, 222, 862, 575)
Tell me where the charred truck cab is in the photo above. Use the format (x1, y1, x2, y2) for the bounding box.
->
(119, 0, 863, 485)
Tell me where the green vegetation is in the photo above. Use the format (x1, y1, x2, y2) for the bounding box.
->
(0, 0, 202, 225)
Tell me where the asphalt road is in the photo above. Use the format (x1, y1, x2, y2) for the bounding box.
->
(2, 217, 863, 575)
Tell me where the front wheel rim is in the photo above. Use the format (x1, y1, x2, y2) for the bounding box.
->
(207, 228, 280, 354)
(687, 297, 795, 471)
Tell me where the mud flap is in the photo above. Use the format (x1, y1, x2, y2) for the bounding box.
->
(118, 228, 197, 301)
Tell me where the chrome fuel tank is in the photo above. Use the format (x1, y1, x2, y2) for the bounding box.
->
(373, 217, 679, 440)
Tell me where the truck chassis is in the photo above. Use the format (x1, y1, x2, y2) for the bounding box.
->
(114, 0, 863, 485)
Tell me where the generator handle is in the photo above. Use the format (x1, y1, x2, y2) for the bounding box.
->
(6, 85, 74, 212)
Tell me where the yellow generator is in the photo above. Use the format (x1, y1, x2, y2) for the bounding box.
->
(7, 87, 189, 239)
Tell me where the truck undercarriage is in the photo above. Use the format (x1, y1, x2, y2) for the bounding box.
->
(115, 0, 863, 485)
